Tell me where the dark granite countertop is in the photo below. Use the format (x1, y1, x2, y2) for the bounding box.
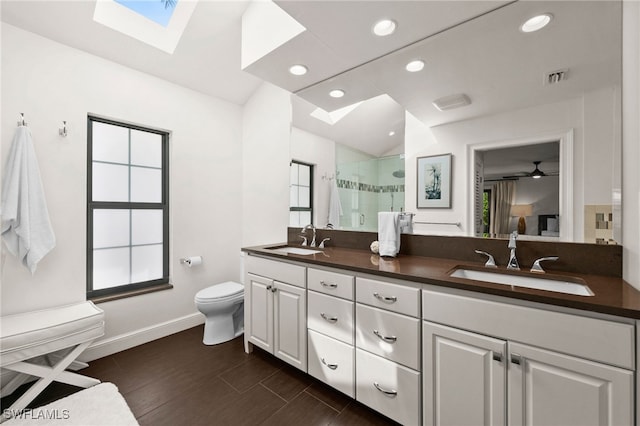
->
(242, 244, 640, 320)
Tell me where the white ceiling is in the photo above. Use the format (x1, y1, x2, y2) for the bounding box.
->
(0, 0, 262, 105)
(1, 1, 622, 159)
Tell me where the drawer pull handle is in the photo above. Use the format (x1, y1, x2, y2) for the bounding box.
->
(373, 292, 397, 303)
(373, 330, 397, 343)
(320, 313, 338, 323)
(511, 353, 522, 365)
(321, 358, 338, 370)
(320, 281, 337, 289)
(493, 352, 503, 363)
(266, 285, 272, 291)
(373, 382, 397, 397)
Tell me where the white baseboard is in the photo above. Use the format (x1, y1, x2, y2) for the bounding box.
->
(79, 312, 204, 362)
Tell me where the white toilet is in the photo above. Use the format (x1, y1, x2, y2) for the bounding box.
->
(194, 281, 244, 345)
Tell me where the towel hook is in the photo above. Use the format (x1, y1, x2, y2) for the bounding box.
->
(17, 113, 26, 127)
(59, 121, 68, 137)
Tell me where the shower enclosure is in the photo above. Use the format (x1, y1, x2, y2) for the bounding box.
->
(336, 145, 405, 231)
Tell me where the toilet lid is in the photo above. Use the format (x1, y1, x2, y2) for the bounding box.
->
(195, 281, 243, 302)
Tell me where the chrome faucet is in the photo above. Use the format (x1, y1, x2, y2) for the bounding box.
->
(530, 256, 559, 273)
(475, 250, 497, 268)
(507, 231, 520, 270)
(318, 238, 330, 248)
(301, 224, 317, 247)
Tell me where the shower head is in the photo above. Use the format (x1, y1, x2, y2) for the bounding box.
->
(392, 170, 405, 178)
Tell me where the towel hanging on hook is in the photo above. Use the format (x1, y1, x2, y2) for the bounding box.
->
(1, 125, 56, 273)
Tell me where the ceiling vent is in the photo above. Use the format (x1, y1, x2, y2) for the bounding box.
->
(433, 93, 471, 111)
(545, 68, 569, 85)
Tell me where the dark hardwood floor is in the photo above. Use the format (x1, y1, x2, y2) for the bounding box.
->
(2, 325, 399, 425)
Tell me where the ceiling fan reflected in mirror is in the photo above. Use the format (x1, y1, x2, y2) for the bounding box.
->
(502, 161, 559, 180)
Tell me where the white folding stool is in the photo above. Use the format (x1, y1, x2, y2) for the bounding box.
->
(0, 301, 105, 421)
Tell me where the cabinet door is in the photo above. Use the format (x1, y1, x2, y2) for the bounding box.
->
(423, 321, 506, 426)
(508, 342, 633, 426)
(273, 281, 307, 371)
(246, 273, 273, 352)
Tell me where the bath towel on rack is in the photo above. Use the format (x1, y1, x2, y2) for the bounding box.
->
(1, 126, 56, 274)
(327, 178, 343, 228)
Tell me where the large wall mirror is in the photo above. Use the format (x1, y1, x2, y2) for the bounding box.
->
(287, 0, 622, 244)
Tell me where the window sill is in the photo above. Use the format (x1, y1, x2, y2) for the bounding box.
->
(89, 283, 173, 304)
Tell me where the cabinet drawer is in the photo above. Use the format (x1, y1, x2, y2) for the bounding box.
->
(423, 289, 635, 370)
(308, 291, 354, 345)
(356, 348, 420, 426)
(246, 255, 305, 288)
(356, 304, 420, 370)
(356, 277, 420, 317)
(308, 268, 354, 300)
(308, 329, 355, 398)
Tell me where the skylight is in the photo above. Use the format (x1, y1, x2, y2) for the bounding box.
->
(311, 102, 364, 126)
(94, 0, 198, 54)
(114, 0, 178, 27)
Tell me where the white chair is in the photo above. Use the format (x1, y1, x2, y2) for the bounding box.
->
(0, 301, 105, 422)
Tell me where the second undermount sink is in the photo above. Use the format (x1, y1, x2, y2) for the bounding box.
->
(450, 268, 594, 297)
(265, 245, 323, 255)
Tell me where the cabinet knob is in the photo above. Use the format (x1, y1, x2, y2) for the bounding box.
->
(266, 285, 272, 291)
(321, 358, 338, 370)
(271, 286, 277, 293)
(320, 281, 337, 289)
(373, 382, 398, 397)
(373, 292, 397, 303)
(373, 329, 397, 343)
(320, 313, 338, 323)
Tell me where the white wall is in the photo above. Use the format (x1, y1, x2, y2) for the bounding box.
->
(623, 1, 640, 289)
(290, 127, 336, 228)
(241, 82, 291, 246)
(1, 24, 244, 357)
(405, 89, 618, 241)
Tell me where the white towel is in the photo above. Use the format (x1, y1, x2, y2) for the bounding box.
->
(1, 126, 56, 274)
(327, 178, 343, 228)
(378, 212, 401, 257)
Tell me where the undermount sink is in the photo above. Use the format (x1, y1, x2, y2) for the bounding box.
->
(450, 268, 594, 297)
(265, 245, 323, 255)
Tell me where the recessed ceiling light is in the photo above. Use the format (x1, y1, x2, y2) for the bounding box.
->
(373, 19, 397, 36)
(405, 60, 425, 72)
(521, 13, 553, 33)
(289, 64, 308, 76)
(388, 131, 396, 136)
(329, 89, 345, 98)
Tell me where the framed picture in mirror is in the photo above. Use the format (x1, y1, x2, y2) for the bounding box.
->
(417, 153, 452, 208)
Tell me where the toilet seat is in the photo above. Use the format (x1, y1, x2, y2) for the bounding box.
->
(195, 281, 243, 304)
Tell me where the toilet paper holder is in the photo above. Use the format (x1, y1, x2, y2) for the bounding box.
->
(180, 256, 203, 266)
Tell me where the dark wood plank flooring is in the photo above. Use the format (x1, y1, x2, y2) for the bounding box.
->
(2, 325, 399, 425)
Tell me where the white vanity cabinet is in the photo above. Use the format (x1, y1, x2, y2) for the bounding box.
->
(422, 289, 635, 426)
(355, 277, 422, 426)
(306, 267, 356, 397)
(244, 255, 307, 371)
